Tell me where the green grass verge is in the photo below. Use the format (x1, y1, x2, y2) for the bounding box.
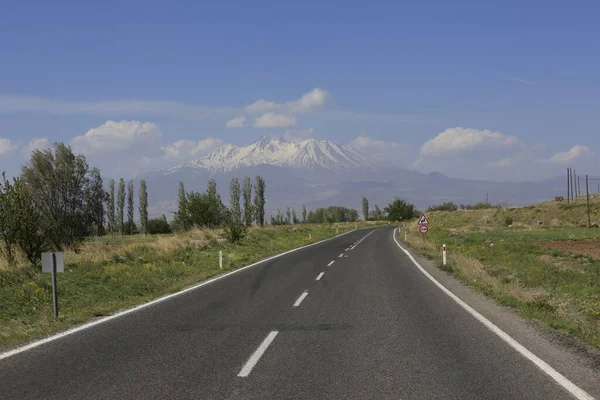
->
(401, 226, 600, 349)
(0, 223, 380, 348)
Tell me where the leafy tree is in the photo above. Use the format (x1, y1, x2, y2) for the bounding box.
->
(186, 181, 226, 228)
(139, 180, 148, 235)
(88, 168, 106, 236)
(230, 177, 242, 223)
(384, 197, 419, 222)
(286, 208, 292, 224)
(362, 197, 369, 221)
(254, 176, 266, 227)
(207, 178, 218, 199)
(0, 173, 21, 265)
(22, 142, 95, 250)
(117, 178, 126, 236)
(292, 209, 299, 224)
(243, 177, 254, 227)
(174, 182, 190, 231)
(372, 205, 383, 221)
(0, 174, 45, 266)
(107, 179, 116, 234)
(302, 205, 307, 223)
(306, 206, 359, 223)
(148, 215, 171, 234)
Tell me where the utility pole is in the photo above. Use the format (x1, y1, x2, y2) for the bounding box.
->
(571, 169, 575, 201)
(586, 175, 591, 229)
(567, 168, 570, 203)
(486, 192, 489, 204)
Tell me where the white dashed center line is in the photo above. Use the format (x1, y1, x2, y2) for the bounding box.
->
(316, 272, 325, 281)
(327, 261, 335, 267)
(237, 331, 279, 378)
(293, 291, 309, 307)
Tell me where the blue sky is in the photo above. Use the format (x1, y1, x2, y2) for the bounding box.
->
(1, 0, 599, 180)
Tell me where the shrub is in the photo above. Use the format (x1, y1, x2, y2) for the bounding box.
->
(148, 216, 172, 234)
(472, 202, 493, 210)
(427, 202, 458, 212)
(504, 216, 514, 226)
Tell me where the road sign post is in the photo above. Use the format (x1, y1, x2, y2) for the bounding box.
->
(418, 213, 430, 242)
(42, 252, 64, 319)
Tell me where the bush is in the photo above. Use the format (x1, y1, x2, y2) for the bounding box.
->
(472, 202, 493, 210)
(504, 216, 514, 226)
(427, 202, 458, 212)
(148, 216, 172, 234)
(223, 212, 247, 244)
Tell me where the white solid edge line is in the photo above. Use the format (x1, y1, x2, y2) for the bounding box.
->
(392, 229, 594, 400)
(237, 331, 279, 378)
(316, 272, 325, 281)
(0, 228, 366, 362)
(327, 261, 335, 267)
(293, 291, 309, 307)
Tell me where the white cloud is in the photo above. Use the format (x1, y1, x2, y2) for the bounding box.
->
(244, 88, 330, 114)
(0, 138, 19, 157)
(225, 116, 246, 128)
(283, 128, 315, 142)
(419, 127, 521, 157)
(72, 120, 162, 153)
(24, 138, 50, 155)
(161, 138, 223, 161)
(253, 113, 296, 128)
(244, 99, 278, 114)
(549, 145, 592, 165)
(348, 136, 410, 164)
(501, 74, 537, 85)
(493, 157, 513, 167)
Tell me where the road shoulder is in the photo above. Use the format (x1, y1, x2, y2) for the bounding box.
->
(393, 229, 600, 399)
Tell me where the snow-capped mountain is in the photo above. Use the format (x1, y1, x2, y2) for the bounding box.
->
(166, 135, 379, 173)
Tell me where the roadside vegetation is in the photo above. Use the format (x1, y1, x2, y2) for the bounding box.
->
(1, 142, 403, 348)
(400, 197, 600, 349)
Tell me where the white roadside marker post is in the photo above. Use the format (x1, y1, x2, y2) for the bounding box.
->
(309, 233, 312, 240)
(442, 244, 447, 266)
(219, 251, 223, 269)
(336, 227, 339, 234)
(405, 231, 407, 242)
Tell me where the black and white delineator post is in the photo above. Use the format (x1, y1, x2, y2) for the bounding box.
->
(219, 251, 223, 269)
(42, 252, 64, 318)
(442, 244, 447, 266)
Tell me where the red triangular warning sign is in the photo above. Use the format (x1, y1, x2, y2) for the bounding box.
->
(417, 213, 430, 225)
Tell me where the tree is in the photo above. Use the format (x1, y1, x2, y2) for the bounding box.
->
(286, 208, 292, 224)
(207, 178, 218, 199)
(139, 180, 148, 236)
(88, 168, 106, 236)
(230, 177, 242, 223)
(292, 209, 299, 224)
(0, 174, 45, 266)
(148, 215, 171, 234)
(384, 197, 419, 221)
(127, 181, 135, 235)
(117, 178, 126, 236)
(22, 142, 95, 250)
(173, 181, 190, 231)
(186, 191, 226, 228)
(302, 205, 307, 223)
(107, 179, 116, 234)
(362, 197, 369, 221)
(254, 176, 266, 227)
(243, 177, 254, 227)
(372, 205, 383, 221)
(223, 209, 247, 244)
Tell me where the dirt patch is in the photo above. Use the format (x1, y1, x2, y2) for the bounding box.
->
(540, 239, 600, 259)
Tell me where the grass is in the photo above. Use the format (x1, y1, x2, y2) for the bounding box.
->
(0, 222, 384, 347)
(400, 197, 600, 349)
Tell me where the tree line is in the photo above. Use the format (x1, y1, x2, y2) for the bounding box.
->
(173, 176, 266, 243)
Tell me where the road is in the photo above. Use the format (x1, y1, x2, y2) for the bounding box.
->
(0, 227, 595, 399)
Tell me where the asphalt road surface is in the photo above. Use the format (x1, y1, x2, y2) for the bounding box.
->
(0, 227, 594, 399)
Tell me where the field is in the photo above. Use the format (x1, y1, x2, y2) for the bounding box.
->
(401, 195, 600, 349)
(0, 222, 383, 348)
